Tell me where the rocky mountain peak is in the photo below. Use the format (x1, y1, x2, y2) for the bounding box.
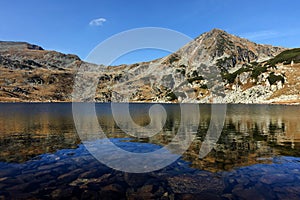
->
(205, 28, 227, 37)
(175, 28, 286, 72)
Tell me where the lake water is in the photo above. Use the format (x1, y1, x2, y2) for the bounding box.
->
(0, 103, 300, 199)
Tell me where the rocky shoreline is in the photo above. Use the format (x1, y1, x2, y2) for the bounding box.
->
(0, 101, 299, 105)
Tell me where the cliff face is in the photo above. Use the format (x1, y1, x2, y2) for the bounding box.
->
(0, 29, 299, 103)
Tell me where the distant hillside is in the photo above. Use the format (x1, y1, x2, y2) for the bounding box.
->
(0, 41, 84, 102)
(0, 41, 44, 51)
(0, 30, 300, 104)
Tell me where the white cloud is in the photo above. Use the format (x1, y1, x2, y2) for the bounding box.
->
(239, 30, 279, 40)
(239, 29, 300, 42)
(89, 18, 107, 26)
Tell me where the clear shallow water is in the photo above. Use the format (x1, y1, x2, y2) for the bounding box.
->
(0, 103, 300, 199)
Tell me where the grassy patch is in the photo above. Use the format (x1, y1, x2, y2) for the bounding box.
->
(268, 72, 285, 85)
(251, 66, 267, 79)
(266, 48, 300, 66)
(187, 76, 204, 84)
(175, 68, 186, 75)
(166, 92, 177, 101)
(200, 84, 208, 89)
(222, 67, 250, 84)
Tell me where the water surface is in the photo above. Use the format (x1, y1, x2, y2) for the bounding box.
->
(0, 103, 299, 199)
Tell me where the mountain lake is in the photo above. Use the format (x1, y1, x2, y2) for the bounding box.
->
(0, 103, 299, 199)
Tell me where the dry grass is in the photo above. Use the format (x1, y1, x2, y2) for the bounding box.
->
(0, 66, 74, 102)
(269, 63, 300, 103)
(241, 80, 255, 91)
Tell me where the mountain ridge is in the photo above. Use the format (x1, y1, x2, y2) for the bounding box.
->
(0, 29, 299, 104)
(0, 41, 44, 51)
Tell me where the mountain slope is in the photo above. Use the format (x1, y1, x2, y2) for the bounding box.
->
(0, 41, 83, 101)
(0, 29, 299, 104)
(93, 29, 290, 103)
(176, 28, 284, 69)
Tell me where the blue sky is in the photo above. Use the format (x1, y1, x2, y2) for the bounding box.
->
(1, 0, 300, 64)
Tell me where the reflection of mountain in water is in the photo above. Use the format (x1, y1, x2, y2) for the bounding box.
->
(0, 103, 80, 162)
(0, 103, 299, 172)
(123, 104, 300, 172)
(181, 105, 300, 172)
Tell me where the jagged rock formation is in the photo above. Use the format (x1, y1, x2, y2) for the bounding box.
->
(0, 29, 300, 103)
